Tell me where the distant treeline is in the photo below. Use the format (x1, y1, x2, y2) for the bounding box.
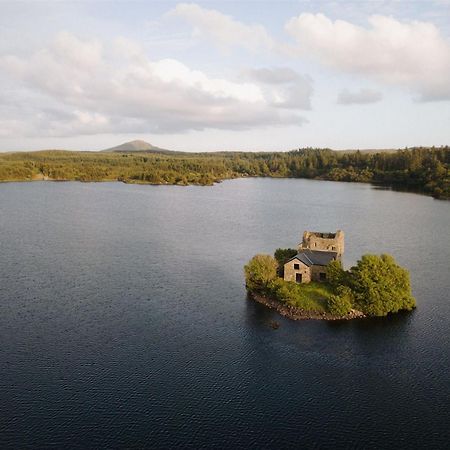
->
(0, 146, 449, 199)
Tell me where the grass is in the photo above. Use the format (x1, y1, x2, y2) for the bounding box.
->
(270, 280, 334, 313)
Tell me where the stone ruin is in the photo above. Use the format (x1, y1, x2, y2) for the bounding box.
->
(299, 230, 344, 259)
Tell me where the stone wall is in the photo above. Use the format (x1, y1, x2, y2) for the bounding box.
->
(283, 259, 311, 283)
(300, 230, 344, 257)
(311, 265, 328, 282)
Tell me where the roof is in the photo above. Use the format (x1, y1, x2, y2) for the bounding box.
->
(287, 249, 338, 267)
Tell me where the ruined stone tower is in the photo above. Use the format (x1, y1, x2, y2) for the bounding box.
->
(299, 230, 344, 259)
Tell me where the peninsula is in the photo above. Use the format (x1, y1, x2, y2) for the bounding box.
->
(245, 230, 416, 321)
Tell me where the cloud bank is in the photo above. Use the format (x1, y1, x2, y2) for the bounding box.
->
(0, 32, 310, 138)
(1, 3, 449, 146)
(285, 13, 450, 101)
(170, 5, 450, 101)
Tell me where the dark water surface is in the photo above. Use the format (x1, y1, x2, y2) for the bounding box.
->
(1, 179, 449, 449)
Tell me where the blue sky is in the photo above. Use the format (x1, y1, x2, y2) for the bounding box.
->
(1, 0, 449, 151)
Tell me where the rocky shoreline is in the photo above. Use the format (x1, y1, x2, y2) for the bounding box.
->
(249, 292, 366, 321)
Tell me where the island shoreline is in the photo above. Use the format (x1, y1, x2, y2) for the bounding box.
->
(248, 291, 366, 321)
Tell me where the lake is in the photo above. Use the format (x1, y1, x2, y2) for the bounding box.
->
(1, 179, 449, 449)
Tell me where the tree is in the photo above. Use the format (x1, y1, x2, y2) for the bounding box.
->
(349, 254, 416, 316)
(244, 254, 278, 292)
(326, 259, 347, 287)
(274, 248, 298, 276)
(327, 286, 353, 316)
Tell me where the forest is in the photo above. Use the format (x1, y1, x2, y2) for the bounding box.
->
(0, 146, 448, 199)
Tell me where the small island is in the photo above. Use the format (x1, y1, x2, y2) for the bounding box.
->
(244, 230, 416, 321)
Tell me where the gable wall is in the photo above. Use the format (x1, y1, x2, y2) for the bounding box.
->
(283, 259, 311, 283)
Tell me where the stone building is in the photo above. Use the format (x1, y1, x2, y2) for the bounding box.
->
(283, 230, 344, 284)
(300, 230, 344, 258)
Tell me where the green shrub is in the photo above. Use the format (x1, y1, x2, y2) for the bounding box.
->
(270, 280, 294, 304)
(349, 254, 416, 316)
(326, 259, 347, 287)
(244, 254, 278, 293)
(327, 286, 354, 316)
(274, 248, 297, 276)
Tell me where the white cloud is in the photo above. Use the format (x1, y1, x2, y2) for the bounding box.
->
(245, 67, 313, 109)
(285, 13, 450, 101)
(168, 5, 450, 102)
(246, 67, 303, 85)
(168, 3, 275, 52)
(337, 88, 382, 105)
(0, 33, 310, 138)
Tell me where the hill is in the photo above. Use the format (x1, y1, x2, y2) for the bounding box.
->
(102, 140, 170, 153)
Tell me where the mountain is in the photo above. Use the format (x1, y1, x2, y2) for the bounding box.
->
(102, 140, 170, 153)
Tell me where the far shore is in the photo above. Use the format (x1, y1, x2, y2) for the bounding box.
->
(1, 146, 448, 199)
(0, 176, 447, 200)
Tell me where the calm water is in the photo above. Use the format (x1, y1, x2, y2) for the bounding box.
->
(1, 179, 449, 449)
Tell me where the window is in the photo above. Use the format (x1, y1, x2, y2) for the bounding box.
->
(294, 263, 300, 270)
(319, 272, 327, 281)
(296, 273, 302, 283)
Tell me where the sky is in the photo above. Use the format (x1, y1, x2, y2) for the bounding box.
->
(0, 0, 450, 152)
